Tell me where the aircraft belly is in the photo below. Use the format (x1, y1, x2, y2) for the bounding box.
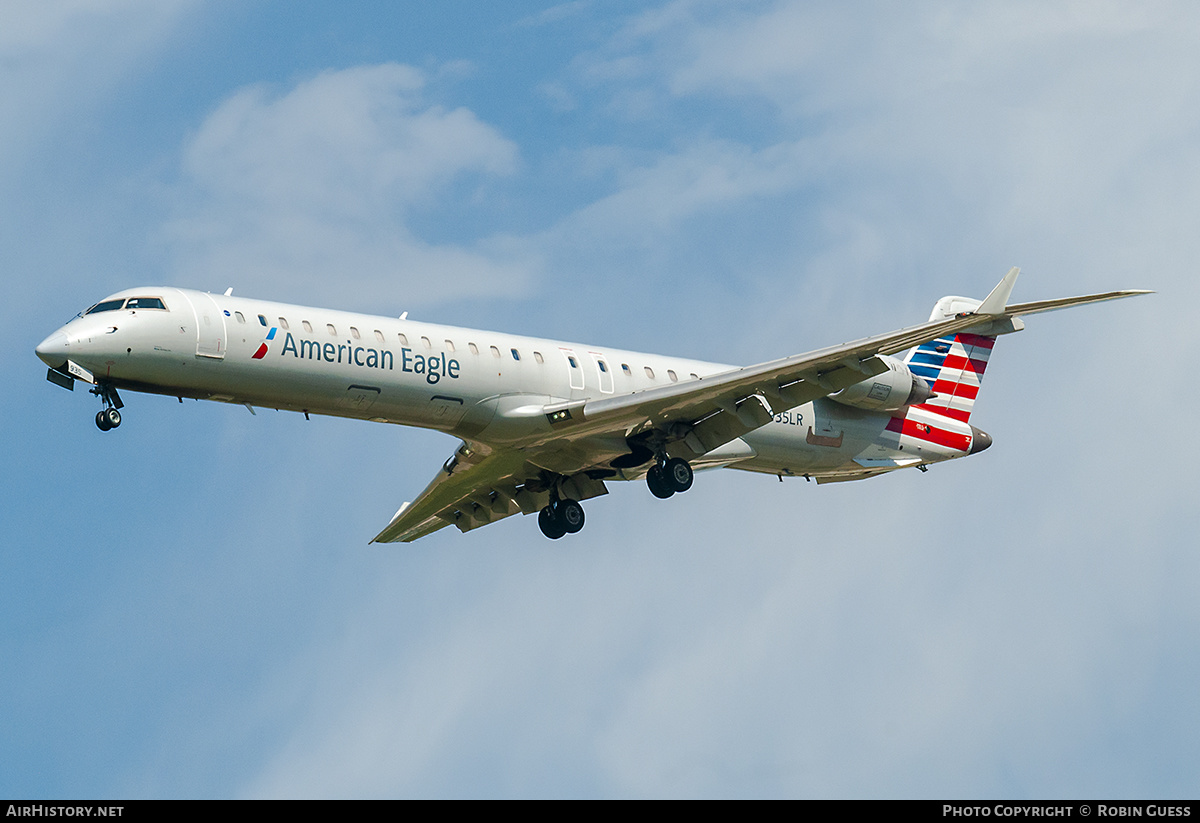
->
(739, 400, 892, 476)
(97, 336, 494, 430)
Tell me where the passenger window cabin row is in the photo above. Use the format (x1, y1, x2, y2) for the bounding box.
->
(86, 296, 700, 385)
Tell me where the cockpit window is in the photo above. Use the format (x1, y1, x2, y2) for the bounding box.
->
(85, 299, 126, 314)
(126, 297, 166, 310)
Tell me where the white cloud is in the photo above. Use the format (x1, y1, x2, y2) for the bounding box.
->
(13, 1, 1200, 800)
(576, 0, 1200, 272)
(0, 0, 196, 352)
(549, 138, 814, 246)
(516, 0, 595, 29)
(531, 0, 1199, 355)
(0, 0, 194, 175)
(162, 64, 535, 309)
(224, 3, 1199, 798)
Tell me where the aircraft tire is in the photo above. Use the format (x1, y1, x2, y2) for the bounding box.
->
(664, 457, 693, 492)
(104, 407, 122, 429)
(558, 499, 585, 534)
(538, 505, 567, 539)
(96, 410, 112, 431)
(646, 465, 675, 499)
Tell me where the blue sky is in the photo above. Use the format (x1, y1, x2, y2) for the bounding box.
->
(2, 0, 1197, 798)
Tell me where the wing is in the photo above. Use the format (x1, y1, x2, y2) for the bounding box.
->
(370, 442, 609, 543)
(373, 269, 1149, 542)
(532, 271, 1149, 459)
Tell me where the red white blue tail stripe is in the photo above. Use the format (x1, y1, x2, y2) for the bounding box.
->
(903, 331, 995, 423)
(869, 330, 997, 457)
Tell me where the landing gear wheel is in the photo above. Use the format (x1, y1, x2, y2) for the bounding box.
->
(558, 499, 585, 534)
(664, 457, 693, 492)
(104, 407, 122, 429)
(95, 410, 112, 431)
(538, 505, 567, 540)
(646, 465, 675, 499)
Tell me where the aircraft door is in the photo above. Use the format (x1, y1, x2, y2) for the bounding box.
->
(560, 348, 585, 393)
(180, 292, 227, 360)
(336, 384, 380, 413)
(807, 398, 845, 448)
(589, 352, 614, 394)
(392, 392, 470, 431)
(425, 395, 469, 428)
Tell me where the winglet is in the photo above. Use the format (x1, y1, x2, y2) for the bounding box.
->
(977, 267, 1020, 315)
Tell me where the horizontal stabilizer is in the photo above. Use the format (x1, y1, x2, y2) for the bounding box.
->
(1004, 290, 1154, 317)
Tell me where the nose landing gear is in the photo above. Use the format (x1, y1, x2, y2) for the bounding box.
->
(95, 407, 122, 431)
(91, 383, 124, 431)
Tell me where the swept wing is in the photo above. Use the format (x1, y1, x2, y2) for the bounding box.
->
(373, 270, 1149, 542)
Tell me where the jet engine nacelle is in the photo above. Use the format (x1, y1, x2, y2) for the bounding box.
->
(829, 356, 932, 411)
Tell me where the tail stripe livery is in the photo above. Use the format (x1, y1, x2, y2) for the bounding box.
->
(884, 415, 971, 451)
(904, 332, 996, 424)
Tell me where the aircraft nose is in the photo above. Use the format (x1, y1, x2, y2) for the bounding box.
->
(36, 330, 69, 368)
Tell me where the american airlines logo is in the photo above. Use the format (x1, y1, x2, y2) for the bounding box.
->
(251, 327, 277, 359)
(269, 331, 461, 384)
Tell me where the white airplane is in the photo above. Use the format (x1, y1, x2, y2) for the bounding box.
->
(36, 269, 1147, 542)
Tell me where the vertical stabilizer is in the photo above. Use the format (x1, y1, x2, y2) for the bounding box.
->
(903, 330, 995, 423)
(901, 290, 1025, 423)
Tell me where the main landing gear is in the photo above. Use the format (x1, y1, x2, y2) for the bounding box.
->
(646, 456, 693, 499)
(538, 497, 585, 540)
(92, 382, 124, 432)
(534, 455, 695, 540)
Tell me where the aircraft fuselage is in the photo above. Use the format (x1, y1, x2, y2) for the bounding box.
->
(38, 286, 970, 480)
(38, 283, 1025, 540)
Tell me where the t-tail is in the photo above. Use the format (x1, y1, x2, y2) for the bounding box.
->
(886, 295, 1006, 456)
(898, 268, 1151, 455)
(903, 296, 1004, 425)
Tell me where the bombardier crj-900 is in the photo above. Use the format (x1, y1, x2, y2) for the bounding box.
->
(36, 269, 1147, 542)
